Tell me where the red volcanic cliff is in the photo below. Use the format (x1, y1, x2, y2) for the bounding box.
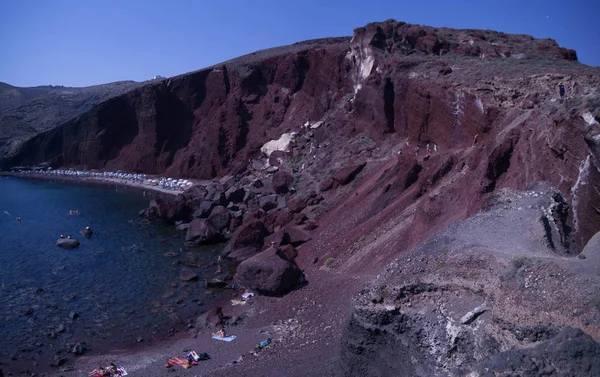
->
(4, 19, 600, 251)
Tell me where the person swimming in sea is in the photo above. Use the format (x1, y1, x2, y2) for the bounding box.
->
(16, 216, 21, 222)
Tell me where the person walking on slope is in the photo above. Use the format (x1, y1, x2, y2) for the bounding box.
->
(559, 83, 565, 99)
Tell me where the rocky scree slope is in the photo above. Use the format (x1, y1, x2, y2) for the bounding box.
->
(341, 183, 600, 376)
(0, 80, 141, 167)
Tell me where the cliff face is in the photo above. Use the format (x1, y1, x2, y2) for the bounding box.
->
(3, 38, 352, 176)
(4, 20, 600, 250)
(0, 81, 141, 165)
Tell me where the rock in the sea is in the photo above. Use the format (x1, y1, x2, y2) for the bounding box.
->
(186, 218, 220, 245)
(180, 268, 199, 281)
(80, 227, 93, 237)
(272, 171, 294, 194)
(57, 238, 80, 249)
(234, 247, 302, 296)
(332, 162, 366, 185)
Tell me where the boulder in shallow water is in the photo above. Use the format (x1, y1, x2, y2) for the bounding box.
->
(56, 238, 80, 249)
(80, 227, 93, 237)
(180, 268, 199, 281)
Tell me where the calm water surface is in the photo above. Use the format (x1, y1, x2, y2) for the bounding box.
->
(0, 177, 218, 366)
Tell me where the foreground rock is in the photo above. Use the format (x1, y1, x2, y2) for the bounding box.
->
(469, 327, 600, 377)
(186, 218, 220, 245)
(341, 184, 600, 376)
(56, 238, 80, 249)
(234, 247, 303, 296)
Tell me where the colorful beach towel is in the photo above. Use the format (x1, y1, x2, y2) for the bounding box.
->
(166, 357, 192, 369)
(212, 334, 237, 342)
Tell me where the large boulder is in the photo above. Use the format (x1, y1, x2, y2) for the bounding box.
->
(470, 327, 600, 376)
(180, 268, 199, 281)
(287, 198, 307, 213)
(231, 219, 269, 250)
(284, 226, 312, 246)
(272, 171, 294, 194)
(234, 247, 302, 296)
(208, 206, 231, 232)
(185, 219, 220, 245)
(193, 200, 216, 219)
(264, 208, 294, 233)
(157, 198, 192, 224)
(226, 246, 260, 264)
(225, 187, 246, 203)
(332, 162, 366, 185)
(261, 133, 296, 157)
(56, 238, 80, 249)
(259, 194, 285, 212)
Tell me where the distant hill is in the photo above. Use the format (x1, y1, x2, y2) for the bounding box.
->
(0, 80, 142, 162)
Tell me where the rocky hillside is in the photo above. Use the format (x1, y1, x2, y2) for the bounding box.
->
(5, 19, 600, 376)
(0, 80, 141, 167)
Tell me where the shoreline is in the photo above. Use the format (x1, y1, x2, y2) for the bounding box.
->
(0, 172, 181, 198)
(0, 172, 231, 376)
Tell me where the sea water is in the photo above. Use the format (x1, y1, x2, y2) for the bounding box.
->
(0, 176, 217, 367)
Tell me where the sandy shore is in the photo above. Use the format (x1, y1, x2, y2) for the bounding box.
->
(0, 172, 182, 197)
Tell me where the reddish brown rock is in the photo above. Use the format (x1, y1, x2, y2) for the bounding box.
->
(227, 246, 260, 264)
(264, 229, 289, 248)
(272, 171, 294, 194)
(207, 205, 231, 232)
(231, 219, 269, 250)
(284, 226, 312, 246)
(278, 244, 298, 262)
(234, 247, 302, 296)
(319, 178, 335, 192)
(332, 162, 366, 185)
(180, 268, 199, 282)
(185, 218, 220, 245)
(287, 198, 307, 213)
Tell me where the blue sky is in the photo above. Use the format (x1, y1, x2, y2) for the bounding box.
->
(0, 0, 598, 87)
